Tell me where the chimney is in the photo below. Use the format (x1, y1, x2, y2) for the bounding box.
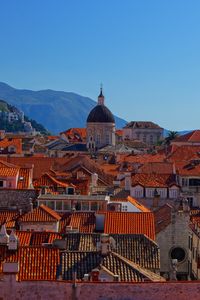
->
(3, 262, 19, 274)
(8, 230, 19, 251)
(152, 189, 160, 209)
(0, 224, 9, 245)
(99, 234, 111, 256)
(91, 268, 100, 281)
(125, 172, 131, 191)
(113, 275, 120, 281)
(182, 198, 190, 212)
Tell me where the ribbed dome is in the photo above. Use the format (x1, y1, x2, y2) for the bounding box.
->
(87, 105, 115, 123)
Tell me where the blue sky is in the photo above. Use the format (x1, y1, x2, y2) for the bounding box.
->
(0, 0, 200, 130)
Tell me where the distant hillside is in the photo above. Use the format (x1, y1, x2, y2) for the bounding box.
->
(0, 82, 127, 134)
(0, 99, 49, 134)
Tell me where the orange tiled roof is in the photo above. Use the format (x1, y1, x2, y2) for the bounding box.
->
(0, 167, 19, 177)
(0, 138, 22, 154)
(116, 129, 123, 136)
(15, 231, 32, 246)
(139, 162, 175, 174)
(122, 153, 166, 164)
(154, 204, 173, 234)
(17, 167, 32, 189)
(103, 212, 155, 240)
(168, 145, 200, 162)
(33, 172, 71, 188)
(132, 173, 177, 188)
(173, 130, 200, 143)
(0, 211, 19, 228)
(175, 161, 200, 176)
(0, 157, 70, 179)
(61, 128, 87, 141)
(15, 231, 62, 246)
(69, 212, 96, 233)
(6, 246, 60, 281)
(19, 204, 61, 223)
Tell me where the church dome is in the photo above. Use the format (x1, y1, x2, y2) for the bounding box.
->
(87, 105, 115, 123)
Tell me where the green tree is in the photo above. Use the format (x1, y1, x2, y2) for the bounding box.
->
(165, 131, 179, 145)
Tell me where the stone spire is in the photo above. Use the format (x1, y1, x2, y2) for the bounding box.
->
(98, 84, 105, 105)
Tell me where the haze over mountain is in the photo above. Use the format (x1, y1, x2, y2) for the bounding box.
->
(0, 82, 127, 134)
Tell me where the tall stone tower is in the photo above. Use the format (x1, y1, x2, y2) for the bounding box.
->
(86, 87, 116, 150)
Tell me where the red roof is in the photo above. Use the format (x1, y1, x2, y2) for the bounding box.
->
(173, 130, 200, 143)
(60, 128, 86, 142)
(0, 138, 22, 154)
(131, 173, 177, 188)
(6, 246, 60, 281)
(154, 204, 173, 234)
(69, 212, 96, 233)
(139, 162, 175, 174)
(19, 204, 61, 223)
(104, 212, 155, 240)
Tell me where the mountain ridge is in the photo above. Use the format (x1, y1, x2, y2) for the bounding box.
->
(0, 82, 127, 134)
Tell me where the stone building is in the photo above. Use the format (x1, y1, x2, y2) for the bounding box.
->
(123, 121, 163, 145)
(86, 88, 115, 150)
(154, 200, 190, 280)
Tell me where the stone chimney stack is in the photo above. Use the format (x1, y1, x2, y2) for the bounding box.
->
(125, 172, 131, 191)
(152, 189, 160, 209)
(8, 230, 19, 251)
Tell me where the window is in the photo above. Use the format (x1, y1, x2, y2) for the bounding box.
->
(97, 135, 101, 145)
(169, 189, 178, 199)
(143, 134, 146, 143)
(82, 202, 89, 211)
(63, 201, 71, 211)
(91, 202, 98, 211)
(55, 201, 62, 211)
(189, 178, 200, 186)
(106, 134, 110, 144)
(46, 201, 55, 210)
(170, 247, 186, 263)
(146, 188, 154, 198)
(0, 181, 3, 187)
(67, 187, 74, 195)
(122, 205, 128, 212)
(150, 135, 154, 145)
(135, 189, 143, 198)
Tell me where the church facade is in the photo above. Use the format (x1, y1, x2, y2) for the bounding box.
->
(86, 88, 116, 150)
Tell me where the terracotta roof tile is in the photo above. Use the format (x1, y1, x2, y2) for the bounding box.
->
(0, 167, 19, 177)
(33, 172, 71, 188)
(17, 167, 32, 189)
(173, 130, 200, 143)
(0, 138, 22, 154)
(6, 246, 60, 281)
(139, 162, 175, 174)
(69, 212, 96, 233)
(131, 173, 177, 188)
(19, 204, 61, 223)
(103, 212, 155, 240)
(154, 204, 172, 234)
(0, 211, 19, 229)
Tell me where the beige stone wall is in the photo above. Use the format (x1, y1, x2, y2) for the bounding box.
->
(2, 275, 200, 300)
(20, 221, 59, 232)
(123, 127, 163, 145)
(156, 210, 190, 278)
(87, 122, 115, 149)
